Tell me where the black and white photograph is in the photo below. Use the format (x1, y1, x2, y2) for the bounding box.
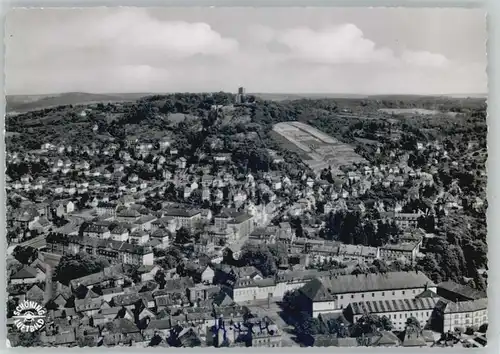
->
(4, 7, 488, 348)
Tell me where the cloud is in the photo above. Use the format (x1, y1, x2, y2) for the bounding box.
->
(8, 8, 239, 65)
(247, 24, 450, 69)
(401, 50, 449, 67)
(274, 24, 396, 64)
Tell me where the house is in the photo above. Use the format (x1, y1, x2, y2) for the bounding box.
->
(25, 284, 45, 303)
(138, 307, 156, 322)
(128, 174, 139, 183)
(9, 208, 39, 229)
(100, 287, 126, 302)
(10, 265, 46, 285)
(110, 225, 129, 242)
(213, 154, 231, 163)
(52, 200, 75, 217)
(111, 293, 148, 311)
(83, 224, 111, 239)
(137, 265, 161, 282)
(369, 330, 401, 347)
(159, 138, 171, 150)
(380, 242, 420, 264)
(30, 216, 52, 233)
(393, 212, 423, 229)
(116, 209, 141, 223)
(144, 319, 172, 340)
(187, 284, 220, 303)
(74, 298, 106, 316)
(96, 202, 118, 216)
(99, 307, 134, 322)
(401, 328, 435, 347)
(134, 215, 157, 231)
(51, 293, 70, 308)
(176, 157, 187, 169)
(150, 229, 170, 247)
(69, 269, 125, 290)
(212, 316, 281, 348)
(129, 230, 150, 245)
(201, 265, 215, 284)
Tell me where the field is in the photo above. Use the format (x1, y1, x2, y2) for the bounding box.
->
(272, 121, 367, 174)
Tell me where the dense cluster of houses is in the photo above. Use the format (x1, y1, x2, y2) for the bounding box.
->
(5, 109, 487, 348)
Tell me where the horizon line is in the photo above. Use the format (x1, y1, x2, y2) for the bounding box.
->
(7, 91, 488, 97)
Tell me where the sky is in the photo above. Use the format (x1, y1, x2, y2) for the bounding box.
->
(5, 7, 487, 95)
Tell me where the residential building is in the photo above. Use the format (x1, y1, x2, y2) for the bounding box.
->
(380, 242, 420, 264)
(47, 235, 154, 265)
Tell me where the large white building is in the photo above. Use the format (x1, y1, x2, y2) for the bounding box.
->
(439, 298, 488, 332)
(47, 234, 154, 266)
(299, 271, 436, 317)
(163, 208, 202, 230)
(224, 270, 334, 304)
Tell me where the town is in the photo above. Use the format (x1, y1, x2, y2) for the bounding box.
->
(5, 88, 488, 348)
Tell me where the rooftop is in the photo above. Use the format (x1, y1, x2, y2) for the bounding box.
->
(350, 297, 440, 315)
(302, 271, 435, 299)
(437, 280, 487, 300)
(442, 298, 487, 314)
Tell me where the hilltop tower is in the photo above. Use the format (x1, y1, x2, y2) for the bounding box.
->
(235, 86, 246, 104)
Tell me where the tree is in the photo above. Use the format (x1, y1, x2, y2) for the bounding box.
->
(154, 270, 167, 289)
(405, 316, 421, 331)
(11, 331, 42, 347)
(416, 254, 442, 283)
(380, 315, 394, 331)
(281, 289, 302, 314)
(7, 298, 18, 317)
(157, 245, 183, 270)
(174, 227, 192, 244)
(373, 259, 389, 273)
(239, 243, 278, 277)
(12, 245, 38, 265)
(478, 323, 488, 333)
(54, 253, 110, 285)
(7, 259, 23, 278)
(268, 242, 288, 267)
(465, 326, 477, 335)
(350, 314, 390, 337)
(294, 312, 320, 345)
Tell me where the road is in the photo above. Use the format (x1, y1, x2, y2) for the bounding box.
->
(17, 234, 46, 249)
(54, 214, 85, 234)
(43, 265, 53, 304)
(41, 252, 62, 268)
